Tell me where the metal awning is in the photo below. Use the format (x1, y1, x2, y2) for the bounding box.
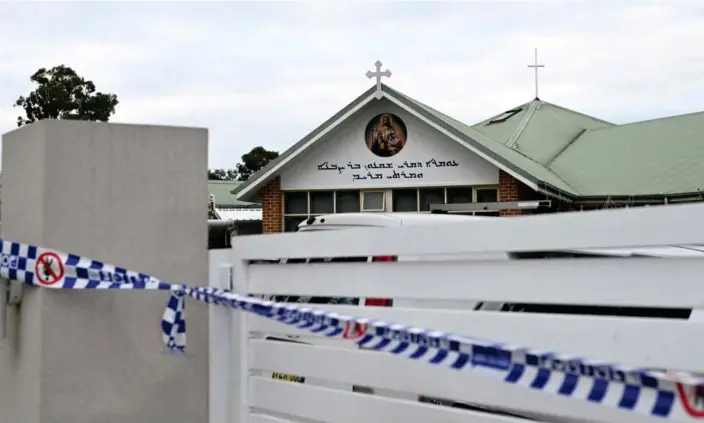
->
(429, 200, 551, 212)
(214, 208, 262, 221)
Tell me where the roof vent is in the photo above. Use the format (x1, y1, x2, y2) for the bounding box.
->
(486, 108, 523, 126)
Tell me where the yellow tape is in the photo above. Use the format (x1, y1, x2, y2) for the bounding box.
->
(271, 372, 305, 383)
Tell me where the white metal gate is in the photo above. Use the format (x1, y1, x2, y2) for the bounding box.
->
(209, 204, 704, 423)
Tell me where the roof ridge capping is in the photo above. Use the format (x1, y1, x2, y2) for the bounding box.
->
(540, 100, 615, 126)
(474, 98, 616, 128)
(586, 108, 704, 133)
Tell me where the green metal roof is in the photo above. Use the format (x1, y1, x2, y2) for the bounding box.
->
(472, 99, 614, 165)
(208, 180, 260, 208)
(549, 111, 704, 196)
(384, 86, 578, 194)
(232, 82, 704, 201)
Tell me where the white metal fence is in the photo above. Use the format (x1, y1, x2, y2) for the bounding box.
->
(209, 203, 704, 423)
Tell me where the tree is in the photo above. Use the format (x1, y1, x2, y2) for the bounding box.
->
(14, 65, 119, 127)
(208, 169, 238, 181)
(235, 146, 279, 181)
(207, 147, 278, 181)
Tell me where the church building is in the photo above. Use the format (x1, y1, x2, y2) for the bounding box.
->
(231, 62, 704, 233)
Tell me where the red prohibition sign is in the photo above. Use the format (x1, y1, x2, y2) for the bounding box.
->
(35, 252, 65, 286)
(342, 321, 368, 341)
(677, 382, 704, 418)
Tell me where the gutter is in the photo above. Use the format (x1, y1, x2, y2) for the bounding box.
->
(575, 194, 704, 206)
(535, 182, 578, 203)
(208, 219, 237, 230)
(536, 190, 704, 207)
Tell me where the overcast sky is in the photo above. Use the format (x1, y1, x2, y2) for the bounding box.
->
(1, 1, 702, 168)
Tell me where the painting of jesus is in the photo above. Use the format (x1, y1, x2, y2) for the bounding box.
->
(364, 113, 408, 158)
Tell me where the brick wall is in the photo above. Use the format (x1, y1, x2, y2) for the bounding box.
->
(260, 176, 282, 233)
(498, 170, 523, 216)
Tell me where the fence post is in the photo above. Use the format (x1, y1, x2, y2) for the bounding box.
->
(0, 120, 209, 423)
(209, 250, 234, 423)
(229, 247, 250, 423)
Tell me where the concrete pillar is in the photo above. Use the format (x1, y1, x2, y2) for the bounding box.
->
(0, 120, 209, 423)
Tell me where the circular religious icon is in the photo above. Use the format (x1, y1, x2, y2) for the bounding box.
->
(364, 113, 408, 158)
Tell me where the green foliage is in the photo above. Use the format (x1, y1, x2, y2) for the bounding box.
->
(14, 65, 119, 127)
(208, 169, 238, 181)
(235, 146, 279, 181)
(208, 147, 279, 181)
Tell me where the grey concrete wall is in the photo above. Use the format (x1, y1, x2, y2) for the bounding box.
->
(0, 120, 209, 423)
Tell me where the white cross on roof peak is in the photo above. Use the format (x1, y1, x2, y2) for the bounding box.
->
(365, 60, 391, 99)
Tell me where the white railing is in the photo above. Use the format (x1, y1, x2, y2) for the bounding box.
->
(209, 203, 704, 423)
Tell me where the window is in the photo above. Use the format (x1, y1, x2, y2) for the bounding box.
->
(419, 188, 445, 211)
(310, 191, 334, 214)
(284, 192, 307, 215)
(283, 190, 361, 231)
(433, 186, 500, 215)
(446, 187, 473, 204)
(476, 188, 498, 203)
(282, 186, 501, 229)
(283, 191, 309, 232)
(336, 190, 360, 213)
(392, 189, 418, 212)
(362, 191, 385, 211)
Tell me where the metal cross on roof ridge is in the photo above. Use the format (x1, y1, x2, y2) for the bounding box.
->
(527, 48, 545, 100)
(366, 60, 391, 99)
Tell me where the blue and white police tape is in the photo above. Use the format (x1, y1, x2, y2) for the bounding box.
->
(0, 239, 703, 421)
(0, 239, 191, 349)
